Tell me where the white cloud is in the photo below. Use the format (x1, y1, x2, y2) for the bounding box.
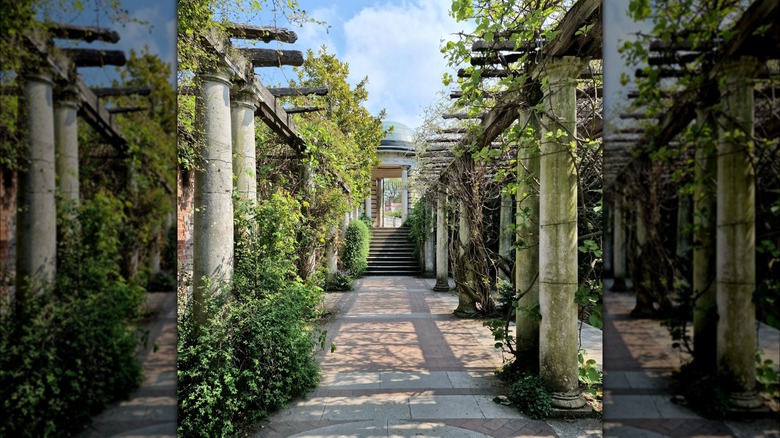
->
(340, 0, 462, 129)
(117, 5, 177, 78)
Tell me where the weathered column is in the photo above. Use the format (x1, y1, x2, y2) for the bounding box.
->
(498, 190, 513, 282)
(433, 190, 449, 291)
(693, 109, 717, 373)
(16, 70, 57, 297)
(353, 205, 360, 221)
(455, 199, 478, 315)
(401, 165, 409, 222)
(365, 190, 372, 222)
(538, 56, 586, 409)
(54, 85, 81, 207)
(231, 83, 257, 203)
(612, 193, 628, 291)
(423, 202, 435, 277)
(716, 59, 762, 409)
(193, 66, 234, 324)
(516, 110, 541, 362)
(378, 179, 385, 227)
(326, 226, 337, 279)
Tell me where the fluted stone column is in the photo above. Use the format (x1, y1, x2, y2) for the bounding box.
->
(423, 202, 435, 277)
(612, 193, 628, 291)
(538, 56, 586, 409)
(365, 193, 372, 222)
(16, 70, 57, 297)
(193, 66, 234, 324)
(378, 179, 385, 227)
(401, 165, 409, 222)
(516, 110, 540, 361)
(693, 109, 717, 373)
(54, 85, 81, 207)
(231, 83, 257, 203)
(434, 190, 449, 291)
(716, 59, 762, 409)
(326, 226, 337, 279)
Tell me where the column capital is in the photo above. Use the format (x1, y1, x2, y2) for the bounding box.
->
(55, 84, 83, 109)
(231, 81, 258, 110)
(23, 69, 54, 86)
(197, 63, 233, 88)
(540, 56, 585, 90)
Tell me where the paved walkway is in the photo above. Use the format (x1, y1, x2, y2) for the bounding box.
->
(602, 279, 780, 438)
(78, 291, 177, 437)
(253, 276, 602, 437)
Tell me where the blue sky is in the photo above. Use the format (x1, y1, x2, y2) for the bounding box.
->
(41, 0, 177, 85)
(237, 0, 467, 130)
(602, 0, 652, 136)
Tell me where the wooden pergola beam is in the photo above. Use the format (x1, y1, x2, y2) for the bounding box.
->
(238, 48, 304, 67)
(268, 86, 328, 97)
(442, 112, 484, 120)
(225, 23, 298, 43)
(284, 106, 323, 114)
(48, 23, 120, 43)
(542, 0, 601, 58)
(108, 106, 146, 114)
(91, 87, 151, 97)
(60, 48, 126, 67)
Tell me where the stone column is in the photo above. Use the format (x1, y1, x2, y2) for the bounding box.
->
(538, 56, 586, 409)
(693, 109, 717, 373)
(193, 66, 234, 324)
(434, 190, 449, 291)
(455, 199, 477, 315)
(376, 179, 385, 227)
(401, 165, 409, 222)
(365, 190, 372, 222)
(326, 226, 337, 279)
(16, 70, 57, 297)
(423, 202, 435, 277)
(612, 193, 628, 291)
(231, 83, 257, 203)
(516, 110, 541, 361)
(716, 59, 762, 409)
(498, 190, 513, 282)
(54, 85, 81, 207)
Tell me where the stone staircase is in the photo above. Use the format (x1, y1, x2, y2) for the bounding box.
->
(366, 227, 419, 276)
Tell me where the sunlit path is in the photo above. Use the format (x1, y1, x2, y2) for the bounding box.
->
(253, 276, 602, 437)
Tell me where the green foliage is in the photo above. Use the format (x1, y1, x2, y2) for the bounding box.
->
(675, 363, 730, 420)
(578, 350, 602, 397)
(177, 193, 323, 437)
(405, 201, 433, 260)
(0, 193, 145, 436)
(755, 349, 779, 396)
(342, 219, 371, 277)
(325, 269, 354, 292)
(507, 374, 553, 420)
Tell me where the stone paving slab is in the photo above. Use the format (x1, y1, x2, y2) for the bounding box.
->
(77, 292, 177, 438)
(254, 276, 601, 437)
(602, 278, 780, 437)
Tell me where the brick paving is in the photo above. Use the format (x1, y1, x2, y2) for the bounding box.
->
(252, 276, 602, 437)
(603, 279, 780, 438)
(77, 291, 177, 438)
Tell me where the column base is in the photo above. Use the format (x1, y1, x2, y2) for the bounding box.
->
(550, 391, 587, 409)
(728, 391, 764, 410)
(433, 280, 450, 292)
(611, 277, 628, 291)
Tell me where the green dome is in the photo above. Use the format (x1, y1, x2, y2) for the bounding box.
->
(379, 121, 415, 152)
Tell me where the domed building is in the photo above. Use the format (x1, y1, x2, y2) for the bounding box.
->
(364, 121, 417, 227)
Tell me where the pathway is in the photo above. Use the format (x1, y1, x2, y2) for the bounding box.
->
(602, 279, 780, 438)
(254, 276, 602, 437)
(77, 291, 177, 437)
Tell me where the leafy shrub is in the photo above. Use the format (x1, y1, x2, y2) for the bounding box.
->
(177, 193, 323, 437)
(342, 219, 370, 277)
(325, 269, 354, 291)
(0, 193, 145, 436)
(507, 374, 553, 419)
(359, 215, 372, 228)
(405, 200, 433, 260)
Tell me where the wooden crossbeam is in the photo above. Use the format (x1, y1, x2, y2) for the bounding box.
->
(269, 86, 328, 97)
(443, 112, 483, 120)
(470, 52, 524, 66)
(284, 106, 323, 114)
(48, 23, 120, 43)
(60, 48, 126, 67)
(542, 0, 601, 58)
(239, 48, 304, 67)
(91, 87, 151, 97)
(76, 79, 125, 146)
(108, 106, 146, 114)
(225, 23, 298, 43)
(472, 40, 540, 52)
(438, 127, 469, 134)
(428, 137, 461, 143)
